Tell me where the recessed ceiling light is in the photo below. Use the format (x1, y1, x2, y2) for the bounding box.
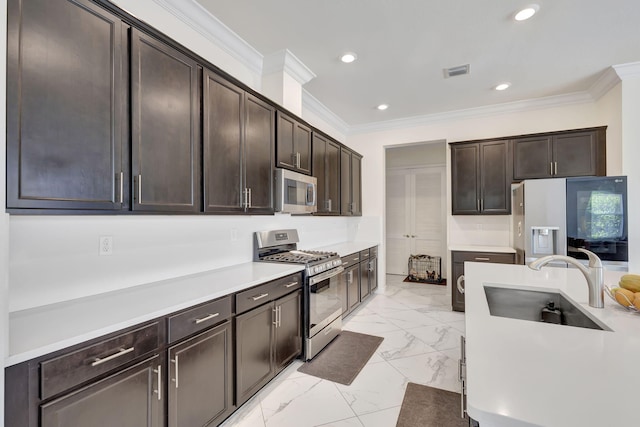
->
(340, 52, 357, 63)
(514, 4, 539, 21)
(377, 104, 389, 111)
(495, 83, 511, 91)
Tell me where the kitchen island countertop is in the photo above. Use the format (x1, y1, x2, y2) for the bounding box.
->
(7, 262, 304, 366)
(465, 262, 637, 427)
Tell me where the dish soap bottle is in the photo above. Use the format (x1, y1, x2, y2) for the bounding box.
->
(541, 301, 562, 324)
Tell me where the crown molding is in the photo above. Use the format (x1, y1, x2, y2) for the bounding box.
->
(612, 61, 640, 79)
(589, 67, 621, 100)
(263, 49, 316, 85)
(152, 0, 263, 76)
(348, 92, 594, 136)
(302, 89, 349, 140)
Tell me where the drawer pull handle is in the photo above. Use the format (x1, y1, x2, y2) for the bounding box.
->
(91, 347, 134, 367)
(284, 281, 298, 288)
(457, 275, 465, 294)
(171, 355, 179, 388)
(474, 257, 491, 261)
(252, 293, 269, 301)
(194, 313, 219, 324)
(154, 365, 162, 401)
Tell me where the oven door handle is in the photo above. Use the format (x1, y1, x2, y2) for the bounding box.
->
(308, 266, 344, 286)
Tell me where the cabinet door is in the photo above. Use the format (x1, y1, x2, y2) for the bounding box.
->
(41, 356, 163, 427)
(346, 265, 360, 311)
(351, 153, 363, 216)
(513, 136, 553, 180)
(295, 123, 312, 174)
(276, 111, 296, 170)
(337, 270, 350, 316)
(553, 131, 598, 177)
(340, 149, 353, 215)
(370, 256, 378, 292)
(245, 94, 275, 214)
(326, 141, 342, 214)
(360, 261, 371, 301)
(131, 29, 200, 212)
(479, 140, 511, 214)
(451, 260, 466, 312)
(235, 302, 274, 405)
(203, 70, 243, 213)
(451, 144, 479, 214)
(7, 0, 126, 210)
(168, 322, 233, 427)
(274, 290, 302, 372)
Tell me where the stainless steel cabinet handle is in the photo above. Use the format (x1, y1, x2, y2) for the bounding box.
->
(474, 257, 491, 261)
(252, 293, 269, 301)
(481, 199, 484, 211)
(347, 270, 353, 284)
(118, 172, 123, 204)
(137, 174, 142, 203)
(477, 199, 480, 211)
(273, 306, 278, 326)
(284, 281, 298, 288)
(554, 161, 558, 175)
(248, 188, 252, 207)
(171, 355, 179, 388)
(154, 365, 162, 401)
(368, 261, 373, 272)
(458, 358, 463, 382)
(278, 306, 282, 327)
(327, 199, 332, 211)
(296, 152, 301, 168)
(550, 162, 554, 175)
(456, 275, 465, 294)
(91, 347, 134, 367)
(194, 312, 219, 324)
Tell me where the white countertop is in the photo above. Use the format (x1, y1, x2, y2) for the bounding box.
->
(313, 241, 378, 257)
(7, 262, 304, 366)
(464, 262, 638, 427)
(449, 245, 516, 253)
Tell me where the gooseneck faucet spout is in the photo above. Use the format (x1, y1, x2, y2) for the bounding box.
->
(528, 248, 604, 308)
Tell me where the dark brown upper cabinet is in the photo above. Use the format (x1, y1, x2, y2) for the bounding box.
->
(451, 140, 511, 215)
(276, 111, 312, 174)
(6, 0, 128, 211)
(202, 70, 274, 214)
(312, 133, 341, 215)
(513, 127, 606, 180)
(130, 29, 200, 213)
(340, 148, 362, 216)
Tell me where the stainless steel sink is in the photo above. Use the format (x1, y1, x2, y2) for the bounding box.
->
(483, 285, 611, 331)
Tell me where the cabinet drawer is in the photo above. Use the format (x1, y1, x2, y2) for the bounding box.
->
(370, 246, 378, 257)
(40, 322, 160, 400)
(360, 249, 370, 260)
(168, 295, 232, 344)
(341, 252, 360, 267)
(235, 273, 302, 314)
(452, 251, 515, 264)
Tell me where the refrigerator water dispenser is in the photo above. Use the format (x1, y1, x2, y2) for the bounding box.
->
(531, 226, 560, 256)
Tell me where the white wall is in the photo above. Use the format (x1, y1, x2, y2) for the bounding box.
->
(386, 141, 446, 168)
(620, 77, 640, 271)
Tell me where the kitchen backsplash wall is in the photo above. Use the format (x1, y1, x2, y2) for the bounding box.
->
(448, 215, 511, 247)
(9, 215, 380, 312)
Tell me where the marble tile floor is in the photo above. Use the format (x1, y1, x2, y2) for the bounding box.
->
(220, 274, 465, 427)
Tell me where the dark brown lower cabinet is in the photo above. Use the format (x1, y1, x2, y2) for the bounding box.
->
(167, 322, 233, 427)
(40, 355, 163, 427)
(360, 254, 371, 301)
(451, 251, 516, 312)
(370, 247, 379, 292)
(235, 289, 302, 405)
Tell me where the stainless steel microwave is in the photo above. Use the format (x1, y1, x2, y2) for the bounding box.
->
(275, 169, 317, 214)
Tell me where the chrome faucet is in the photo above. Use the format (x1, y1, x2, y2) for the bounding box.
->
(528, 248, 604, 308)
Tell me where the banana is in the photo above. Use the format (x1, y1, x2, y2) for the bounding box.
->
(619, 274, 640, 293)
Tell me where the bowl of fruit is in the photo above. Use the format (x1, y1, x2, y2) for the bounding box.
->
(605, 274, 640, 312)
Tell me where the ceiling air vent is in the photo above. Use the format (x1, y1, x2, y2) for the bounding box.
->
(444, 64, 470, 78)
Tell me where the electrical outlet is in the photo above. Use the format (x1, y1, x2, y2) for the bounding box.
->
(99, 236, 113, 256)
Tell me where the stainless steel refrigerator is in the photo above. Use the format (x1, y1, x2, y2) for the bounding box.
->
(512, 176, 628, 271)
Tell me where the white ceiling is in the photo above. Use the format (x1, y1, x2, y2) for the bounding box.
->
(192, 0, 640, 127)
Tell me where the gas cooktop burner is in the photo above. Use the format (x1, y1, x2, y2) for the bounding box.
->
(262, 250, 335, 264)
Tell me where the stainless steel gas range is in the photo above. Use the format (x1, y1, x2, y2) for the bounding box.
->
(254, 229, 344, 360)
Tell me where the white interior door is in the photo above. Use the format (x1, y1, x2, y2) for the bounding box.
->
(385, 171, 411, 275)
(386, 166, 447, 277)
